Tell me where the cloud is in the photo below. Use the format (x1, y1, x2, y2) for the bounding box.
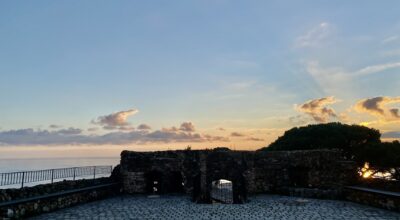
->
(231, 132, 245, 137)
(305, 61, 400, 94)
(56, 127, 83, 135)
(382, 131, 400, 139)
(354, 62, 400, 76)
(49, 124, 62, 129)
(288, 115, 310, 126)
(296, 97, 338, 123)
(162, 122, 196, 133)
(144, 130, 227, 143)
(382, 35, 399, 44)
(179, 122, 195, 132)
(307, 61, 400, 79)
(87, 127, 99, 132)
(137, 124, 152, 130)
(0, 123, 229, 146)
(92, 109, 138, 131)
(295, 22, 331, 48)
(247, 137, 265, 142)
(162, 126, 179, 132)
(354, 96, 400, 121)
(390, 109, 400, 118)
(0, 128, 85, 145)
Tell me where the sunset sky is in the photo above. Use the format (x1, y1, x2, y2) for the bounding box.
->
(1, 1, 400, 158)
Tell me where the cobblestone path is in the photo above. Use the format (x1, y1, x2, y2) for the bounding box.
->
(31, 195, 400, 220)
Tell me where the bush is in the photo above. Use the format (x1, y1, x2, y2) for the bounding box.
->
(259, 123, 381, 154)
(258, 123, 400, 180)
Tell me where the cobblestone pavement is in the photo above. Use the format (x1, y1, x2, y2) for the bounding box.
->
(31, 195, 400, 220)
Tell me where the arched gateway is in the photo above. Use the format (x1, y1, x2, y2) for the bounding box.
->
(120, 149, 356, 204)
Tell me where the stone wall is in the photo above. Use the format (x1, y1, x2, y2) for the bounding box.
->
(0, 178, 118, 219)
(120, 149, 357, 203)
(345, 187, 400, 212)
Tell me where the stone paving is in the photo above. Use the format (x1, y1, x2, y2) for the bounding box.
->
(31, 195, 400, 220)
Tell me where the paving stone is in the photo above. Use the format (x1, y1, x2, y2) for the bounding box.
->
(31, 195, 400, 220)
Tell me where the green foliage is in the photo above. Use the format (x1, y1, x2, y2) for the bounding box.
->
(260, 123, 381, 152)
(213, 147, 231, 151)
(355, 141, 400, 180)
(258, 123, 400, 180)
(355, 141, 400, 167)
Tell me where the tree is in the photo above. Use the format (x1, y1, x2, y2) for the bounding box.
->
(355, 141, 400, 180)
(258, 123, 400, 180)
(259, 123, 381, 154)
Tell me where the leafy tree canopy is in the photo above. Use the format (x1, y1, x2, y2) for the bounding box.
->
(259, 123, 381, 152)
(258, 123, 400, 180)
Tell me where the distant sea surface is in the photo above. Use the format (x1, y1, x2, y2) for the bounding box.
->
(0, 157, 120, 173)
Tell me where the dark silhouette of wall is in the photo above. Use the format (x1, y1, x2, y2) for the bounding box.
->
(120, 148, 357, 203)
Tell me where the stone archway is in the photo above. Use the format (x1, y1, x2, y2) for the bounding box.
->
(202, 150, 249, 204)
(166, 171, 185, 193)
(145, 170, 163, 194)
(211, 179, 233, 204)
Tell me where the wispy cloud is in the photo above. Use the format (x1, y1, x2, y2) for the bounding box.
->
(231, 132, 245, 137)
(382, 35, 399, 44)
(288, 115, 310, 126)
(295, 22, 331, 48)
(305, 60, 400, 94)
(56, 127, 83, 135)
(246, 137, 265, 142)
(354, 62, 400, 76)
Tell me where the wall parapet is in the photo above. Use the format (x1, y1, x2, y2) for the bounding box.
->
(345, 186, 400, 212)
(0, 178, 119, 219)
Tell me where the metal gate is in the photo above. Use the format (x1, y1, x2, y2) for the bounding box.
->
(211, 179, 233, 204)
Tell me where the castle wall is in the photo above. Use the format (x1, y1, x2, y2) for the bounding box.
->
(120, 149, 357, 203)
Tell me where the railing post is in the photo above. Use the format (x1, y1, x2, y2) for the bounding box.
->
(21, 172, 25, 188)
(93, 166, 96, 179)
(51, 169, 54, 184)
(73, 167, 76, 181)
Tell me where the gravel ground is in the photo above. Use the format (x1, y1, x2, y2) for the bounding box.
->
(31, 195, 400, 220)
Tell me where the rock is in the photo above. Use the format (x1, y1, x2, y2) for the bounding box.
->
(42, 206, 50, 212)
(20, 208, 26, 216)
(7, 209, 14, 218)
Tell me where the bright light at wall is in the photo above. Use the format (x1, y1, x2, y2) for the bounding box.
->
(360, 162, 373, 178)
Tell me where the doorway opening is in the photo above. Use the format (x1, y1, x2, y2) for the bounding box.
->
(168, 171, 184, 193)
(211, 179, 233, 204)
(145, 170, 163, 194)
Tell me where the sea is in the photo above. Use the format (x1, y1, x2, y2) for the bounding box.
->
(0, 157, 120, 189)
(0, 157, 120, 173)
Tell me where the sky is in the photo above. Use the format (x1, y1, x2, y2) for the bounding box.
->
(1, 1, 400, 158)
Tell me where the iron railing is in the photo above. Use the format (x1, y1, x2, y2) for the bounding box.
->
(0, 165, 112, 188)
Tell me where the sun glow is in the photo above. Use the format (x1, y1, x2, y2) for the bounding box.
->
(360, 162, 373, 178)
